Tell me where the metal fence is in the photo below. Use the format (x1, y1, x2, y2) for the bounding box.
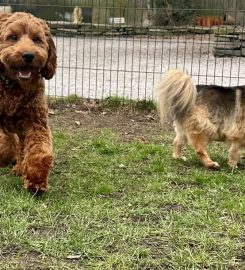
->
(2, 1, 245, 100)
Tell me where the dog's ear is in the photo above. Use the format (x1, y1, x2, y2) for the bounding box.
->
(0, 13, 12, 70)
(41, 20, 57, 80)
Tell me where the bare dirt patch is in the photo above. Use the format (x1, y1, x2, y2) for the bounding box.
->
(49, 103, 167, 143)
(0, 244, 80, 270)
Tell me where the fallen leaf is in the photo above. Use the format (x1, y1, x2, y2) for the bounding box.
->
(119, 164, 126, 168)
(146, 114, 155, 120)
(139, 136, 147, 144)
(66, 254, 81, 260)
(48, 110, 55, 115)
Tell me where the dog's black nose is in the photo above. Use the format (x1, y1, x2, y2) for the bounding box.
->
(22, 52, 34, 63)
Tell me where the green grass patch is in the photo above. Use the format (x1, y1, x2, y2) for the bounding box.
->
(47, 95, 156, 112)
(0, 125, 245, 269)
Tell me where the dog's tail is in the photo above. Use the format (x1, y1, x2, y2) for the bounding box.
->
(155, 69, 197, 124)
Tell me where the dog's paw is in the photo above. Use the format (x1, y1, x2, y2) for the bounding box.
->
(181, 156, 187, 161)
(206, 161, 220, 170)
(23, 179, 47, 195)
(173, 155, 187, 161)
(229, 164, 238, 169)
(12, 164, 22, 176)
(228, 162, 238, 169)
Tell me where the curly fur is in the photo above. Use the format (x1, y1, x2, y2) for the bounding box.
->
(155, 69, 245, 169)
(0, 12, 57, 192)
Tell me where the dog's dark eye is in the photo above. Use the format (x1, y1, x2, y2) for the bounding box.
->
(32, 37, 41, 43)
(7, 35, 18, 41)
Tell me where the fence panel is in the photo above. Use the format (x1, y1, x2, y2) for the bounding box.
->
(1, 0, 245, 100)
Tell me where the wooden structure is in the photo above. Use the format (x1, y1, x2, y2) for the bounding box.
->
(214, 32, 245, 57)
(48, 21, 213, 37)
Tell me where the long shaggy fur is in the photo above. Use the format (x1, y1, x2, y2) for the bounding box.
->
(156, 69, 197, 123)
(0, 12, 57, 192)
(155, 69, 245, 169)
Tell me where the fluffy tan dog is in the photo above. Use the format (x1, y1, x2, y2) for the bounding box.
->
(0, 12, 56, 192)
(73, 6, 82, 24)
(156, 69, 245, 169)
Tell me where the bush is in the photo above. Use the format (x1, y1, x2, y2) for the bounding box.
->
(153, 0, 195, 26)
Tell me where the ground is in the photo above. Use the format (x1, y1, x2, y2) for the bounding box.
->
(1, 103, 245, 270)
(49, 101, 163, 143)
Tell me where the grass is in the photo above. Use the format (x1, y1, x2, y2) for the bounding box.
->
(0, 119, 245, 269)
(48, 96, 156, 112)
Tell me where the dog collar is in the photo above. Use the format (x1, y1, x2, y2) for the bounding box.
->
(0, 72, 16, 89)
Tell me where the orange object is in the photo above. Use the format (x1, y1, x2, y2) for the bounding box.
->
(195, 16, 223, 27)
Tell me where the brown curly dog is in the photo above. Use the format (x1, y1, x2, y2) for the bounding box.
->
(0, 12, 56, 193)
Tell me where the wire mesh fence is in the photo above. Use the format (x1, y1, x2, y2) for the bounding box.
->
(1, 0, 245, 101)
